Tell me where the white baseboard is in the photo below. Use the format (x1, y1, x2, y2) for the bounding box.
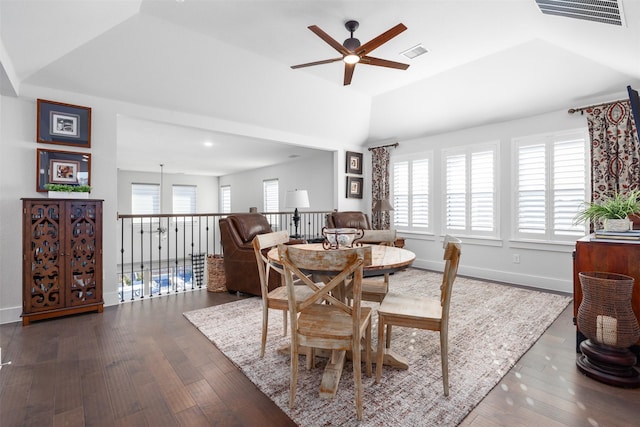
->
(0, 306, 22, 325)
(411, 259, 573, 294)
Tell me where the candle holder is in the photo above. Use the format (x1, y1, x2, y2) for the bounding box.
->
(576, 271, 640, 388)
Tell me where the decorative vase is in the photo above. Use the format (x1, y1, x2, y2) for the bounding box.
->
(603, 218, 631, 232)
(576, 271, 640, 388)
(48, 191, 89, 199)
(321, 227, 364, 249)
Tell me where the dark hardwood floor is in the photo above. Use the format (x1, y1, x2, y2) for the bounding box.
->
(1, 289, 638, 426)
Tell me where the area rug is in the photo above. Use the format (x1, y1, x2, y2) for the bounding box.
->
(184, 268, 571, 426)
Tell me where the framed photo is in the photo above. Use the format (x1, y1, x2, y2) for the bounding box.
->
(37, 99, 91, 147)
(36, 148, 91, 192)
(346, 176, 363, 199)
(346, 151, 363, 175)
(49, 159, 80, 184)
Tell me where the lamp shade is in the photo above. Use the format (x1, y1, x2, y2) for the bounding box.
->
(285, 190, 310, 209)
(373, 199, 394, 212)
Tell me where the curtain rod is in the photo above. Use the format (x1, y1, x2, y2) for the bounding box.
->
(368, 142, 399, 151)
(568, 98, 625, 114)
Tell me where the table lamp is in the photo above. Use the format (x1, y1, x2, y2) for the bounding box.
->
(285, 189, 310, 238)
(373, 199, 394, 212)
(373, 199, 394, 230)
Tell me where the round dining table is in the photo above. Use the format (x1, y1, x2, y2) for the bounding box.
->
(266, 242, 415, 274)
(267, 242, 416, 398)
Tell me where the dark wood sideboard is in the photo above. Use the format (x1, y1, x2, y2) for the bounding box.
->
(573, 235, 640, 352)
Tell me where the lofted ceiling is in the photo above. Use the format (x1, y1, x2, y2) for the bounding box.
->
(1, 0, 639, 175)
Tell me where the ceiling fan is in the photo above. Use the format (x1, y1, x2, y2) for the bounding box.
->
(291, 20, 409, 86)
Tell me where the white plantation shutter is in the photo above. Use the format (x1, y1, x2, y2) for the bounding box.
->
(132, 183, 160, 215)
(445, 154, 466, 230)
(517, 143, 546, 234)
(391, 154, 431, 231)
(553, 138, 586, 236)
(172, 185, 196, 214)
(412, 159, 429, 227)
(220, 185, 231, 213)
(471, 151, 495, 231)
(263, 179, 279, 212)
(514, 130, 587, 241)
(444, 144, 497, 236)
(263, 179, 279, 229)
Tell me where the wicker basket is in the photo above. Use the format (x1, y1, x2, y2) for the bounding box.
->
(207, 255, 227, 292)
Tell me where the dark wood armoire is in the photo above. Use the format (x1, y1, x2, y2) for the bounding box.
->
(21, 198, 103, 325)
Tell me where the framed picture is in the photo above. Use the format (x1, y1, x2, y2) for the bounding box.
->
(346, 176, 363, 199)
(346, 151, 363, 175)
(37, 99, 91, 147)
(36, 148, 91, 192)
(49, 159, 80, 184)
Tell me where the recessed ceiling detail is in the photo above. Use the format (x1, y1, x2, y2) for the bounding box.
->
(535, 0, 625, 26)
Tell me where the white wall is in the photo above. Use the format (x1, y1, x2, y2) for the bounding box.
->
(375, 105, 598, 294)
(219, 151, 335, 212)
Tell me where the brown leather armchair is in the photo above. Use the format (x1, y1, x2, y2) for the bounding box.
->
(219, 214, 280, 296)
(326, 211, 372, 229)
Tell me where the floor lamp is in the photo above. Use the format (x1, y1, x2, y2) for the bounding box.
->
(285, 189, 310, 238)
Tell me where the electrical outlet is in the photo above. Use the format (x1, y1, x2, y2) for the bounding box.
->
(512, 254, 521, 264)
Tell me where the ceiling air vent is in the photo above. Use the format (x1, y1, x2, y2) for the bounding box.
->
(535, 0, 625, 26)
(401, 44, 428, 60)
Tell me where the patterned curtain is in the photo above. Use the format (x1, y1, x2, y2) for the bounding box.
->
(586, 100, 640, 202)
(371, 147, 391, 230)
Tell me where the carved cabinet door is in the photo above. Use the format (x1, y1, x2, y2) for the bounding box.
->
(66, 200, 103, 307)
(23, 200, 65, 314)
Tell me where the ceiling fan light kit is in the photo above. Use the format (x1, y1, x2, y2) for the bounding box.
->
(344, 54, 360, 64)
(291, 20, 410, 86)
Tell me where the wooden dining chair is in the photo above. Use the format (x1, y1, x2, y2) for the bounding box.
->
(346, 229, 397, 304)
(253, 231, 315, 358)
(278, 244, 373, 421)
(375, 235, 462, 396)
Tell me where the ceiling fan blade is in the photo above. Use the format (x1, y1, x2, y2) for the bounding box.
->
(291, 57, 343, 69)
(343, 63, 355, 86)
(361, 56, 409, 70)
(356, 23, 407, 55)
(308, 25, 350, 56)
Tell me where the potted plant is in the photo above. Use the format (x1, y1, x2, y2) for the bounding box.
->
(574, 190, 640, 232)
(44, 183, 91, 199)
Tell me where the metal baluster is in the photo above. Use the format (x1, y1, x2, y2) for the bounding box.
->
(120, 218, 125, 302)
(139, 219, 144, 300)
(149, 218, 153, 297)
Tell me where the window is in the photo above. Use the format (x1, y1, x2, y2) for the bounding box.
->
(513, 130, 587, 241)
(131, 183, 160, 215)
(220, 185, 231, 214)
(391, 154, 432, 232)
(263, 179, 279, 229)
(443, 143, 498, 237)
(172, 185, 196, 215)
